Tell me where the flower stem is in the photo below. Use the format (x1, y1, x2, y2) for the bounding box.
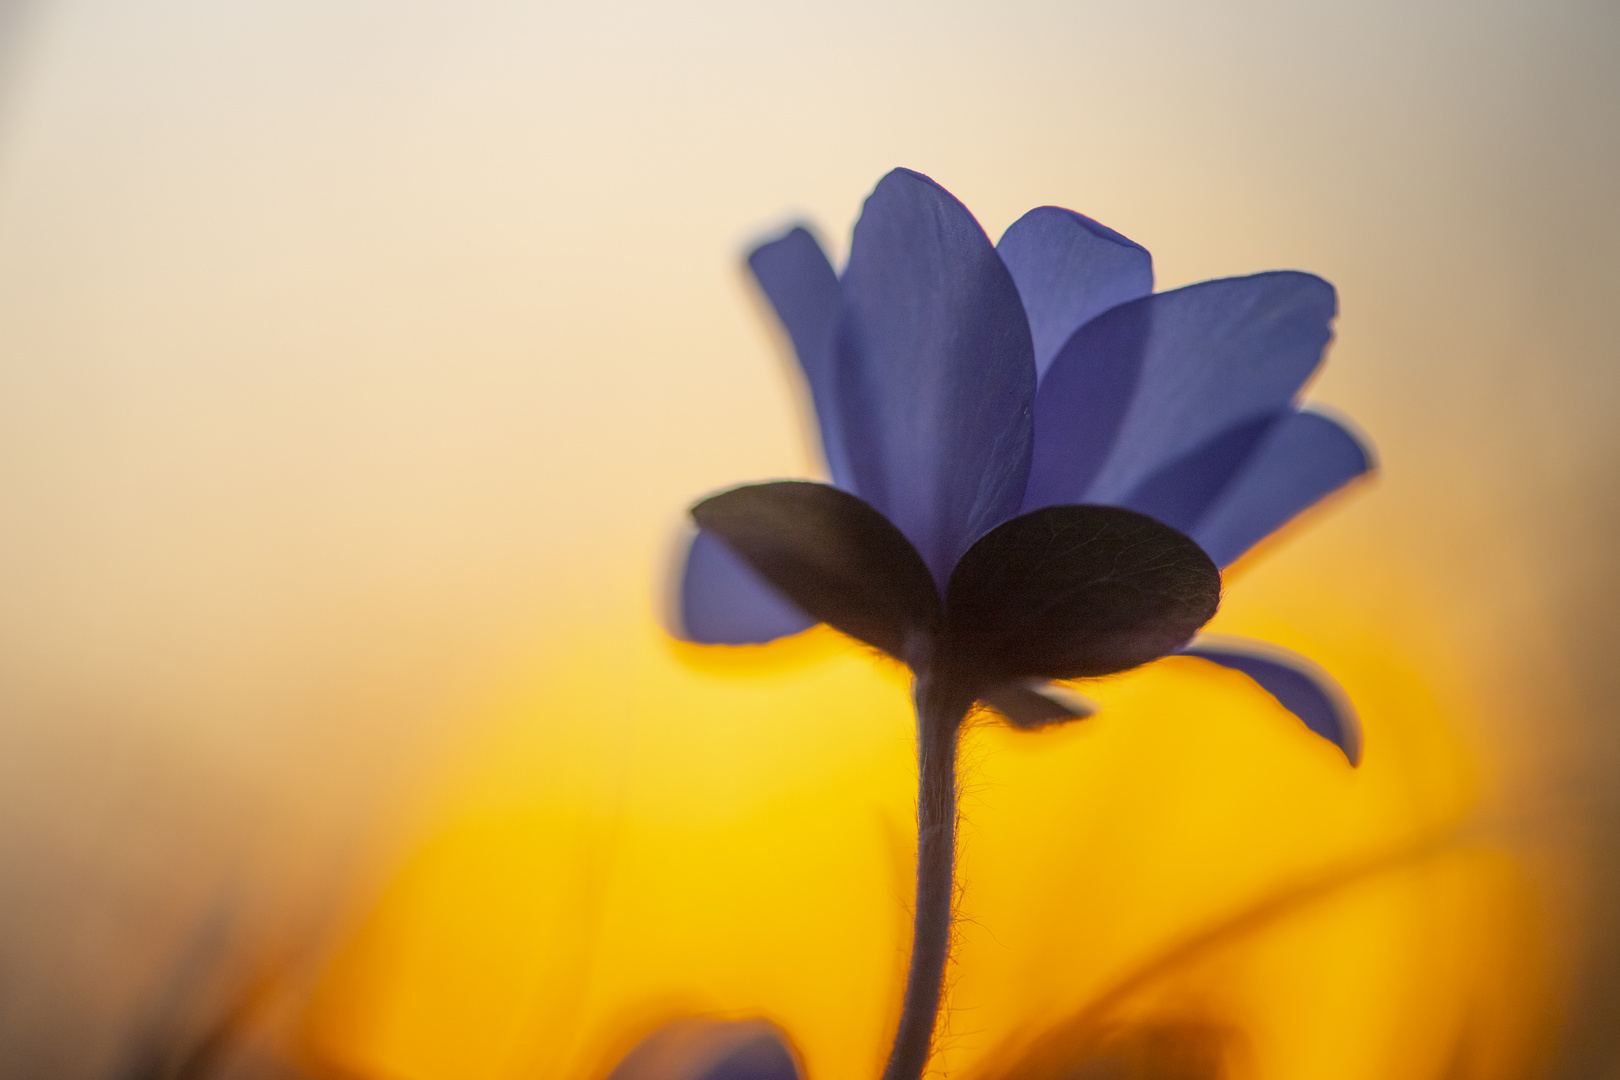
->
(882, 674, 972, 1080)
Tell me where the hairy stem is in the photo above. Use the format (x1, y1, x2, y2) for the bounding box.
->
(882, 674, 973, 1080)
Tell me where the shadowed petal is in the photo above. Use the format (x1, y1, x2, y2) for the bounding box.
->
(747, 227, 850, 487)
(835, 168, 1036, 587)
(1024, 272, 1337, 512)
(608, 1018, 803, 1080)
(1181, 636, 1361, 764)
(692, 481, 940, 661)
(678, 530, 816, 645)
(944, 505, 1219, 686)
(1118, 412, 1281, 534)
(1189, 409, 1374, 568)
(997, 206, 1153, 380)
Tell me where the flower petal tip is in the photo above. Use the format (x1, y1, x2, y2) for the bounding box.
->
(1180, 636, 1363, 766)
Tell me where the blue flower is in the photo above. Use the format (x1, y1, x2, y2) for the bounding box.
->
(677, 168, 1372, 763)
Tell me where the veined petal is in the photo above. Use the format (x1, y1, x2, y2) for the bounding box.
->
(1024, 272, 1336, 512)
(1189, 409, 1374, 568)
(678, 529, 816, 645)
(747, 227, 850, 487)
(835, 168, 1036, 587)
(1180, 636, 1362, 764)
(997, 206, 1153, 380)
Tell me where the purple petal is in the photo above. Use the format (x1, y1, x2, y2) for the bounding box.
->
(1024, 272, 1337, 512)
(997, 207, 1153, 380)
(678, 529, 815, 645)
(608, 1018, 802, 1080)
(835, 168, 1036, 586)
(1180, 637, 1361, 764)
(1118, 412, 1281, 533)
(1190, 409, 1373, 568)
(1018, 296, 1151, 510)
(747, 227, 850, 487)
(692, 481, 939, 662)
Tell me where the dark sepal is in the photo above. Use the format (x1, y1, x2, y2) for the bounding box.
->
(943, 505, 1220, 687)
(692, 481, 941, 663)
(982, 680, 1099, 729)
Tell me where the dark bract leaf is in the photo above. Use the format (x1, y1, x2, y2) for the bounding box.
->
(943, 505, 1220, 686)
(692, 481, 940, 662)
(982, 680, 1099, 729)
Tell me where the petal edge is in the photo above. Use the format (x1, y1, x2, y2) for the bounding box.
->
(836, 168, 1036, 586)
(679, 529, 817, 645)
(1181, 636, 1362, 765)
(997, 206, 1153, 380)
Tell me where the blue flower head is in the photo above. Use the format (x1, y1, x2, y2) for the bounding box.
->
(678, 168, 1372, 763)
(654, 167, 1378, 1080)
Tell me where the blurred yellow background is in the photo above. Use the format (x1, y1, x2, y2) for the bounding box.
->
(0, 0, 1614, 1077)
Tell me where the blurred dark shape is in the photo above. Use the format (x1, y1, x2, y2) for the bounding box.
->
(95, 898, 321, 1080)
(991, 1020, 1235, 1080)
(1545, 471, 1620, 1080)
(942, 505, 1219, 685)
(113, 992, 250, 1080)
(607, 1019, 802, 1080)
(113, 1007, 311, 1080)
(973, 826, 1481, 1080)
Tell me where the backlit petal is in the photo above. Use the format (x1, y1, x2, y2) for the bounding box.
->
(747, 227, 850, 487)
(679, 529, 816, 645)
(943, 505, 1219, 685)
(835, 168, 1036, 587)
(1118, 412, 1281, 534)
(997, 206, 1153, 380)
(1024, 273, 1336, 512)
(1189, 409, 1374, 568)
